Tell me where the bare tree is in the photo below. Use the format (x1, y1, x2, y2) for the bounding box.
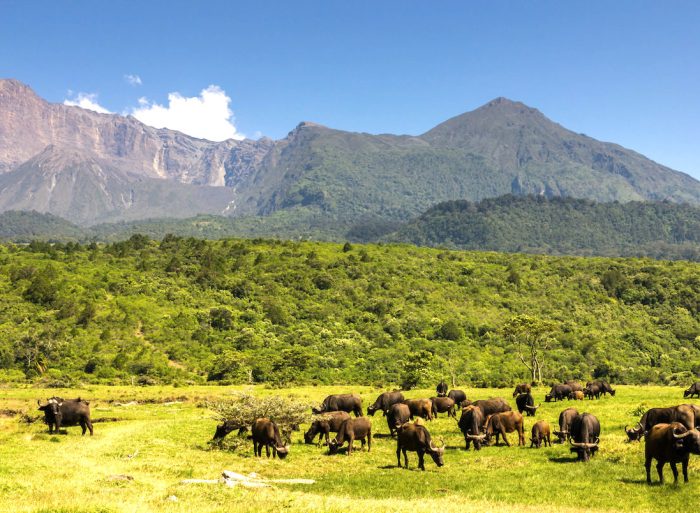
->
(503, 315, 556, 385)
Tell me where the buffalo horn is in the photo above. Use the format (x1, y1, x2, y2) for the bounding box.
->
(672, 429, 692, 439)
(524, 403, 540, 410)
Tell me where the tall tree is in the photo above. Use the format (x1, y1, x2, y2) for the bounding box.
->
(503, 315, 556, 384)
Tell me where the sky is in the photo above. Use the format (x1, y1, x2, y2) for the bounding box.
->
(1, 1, 699, 178)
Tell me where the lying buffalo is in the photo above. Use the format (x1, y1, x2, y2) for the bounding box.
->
(387, 403, 411, 437)
(458, 405, 486, 451)
(304, 411, 351, 445)
(531, 420, 551, 448)
(569, 413, 600, 461)
(252, 418, 289, 459)
(684, 382, 700, 399)
(328, 417, 372, 455)
(38, 397, 93, 436)
(512, 383, 531, 397)
(554, 407, 579, 443)
(403, 398, 433, 421)
(484, 411, 525, 446)
(515, 392, 540, 416)
(625, 404, 696, 442)
(436, 380, 448, 397)
(367, 391, 404, 416)
(312, 394, 362, 417)
(645, 422, 700, 484)
(396, 422, 445, 470)
(447, 389, 467, 408)
(545, 384, 572, 402)
(430, 396, 456, 418)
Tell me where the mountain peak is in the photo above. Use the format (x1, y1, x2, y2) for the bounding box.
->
(0, 79, 41, 100)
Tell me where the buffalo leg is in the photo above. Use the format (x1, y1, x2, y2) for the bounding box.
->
(545, 434, 551, 447)
(347, 435, 354, 455)
(402, 448, 408, 468)
(501, 432, 510, 447)
(645, 457, 652, 484)
(265, 445, 270, 458)
(367, 431, 372, 452)
(81, 421, 87, 435)
(670, 463, 679, 484)
(656, 461, 665, 484)
(417, 450, 425, 471)
(682, 456, 689, 483)
(253, 440, 258, 457)
(396, 444, 402, 468)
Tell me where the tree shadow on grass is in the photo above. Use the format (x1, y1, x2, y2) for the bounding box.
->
(373, 433, 394, 439)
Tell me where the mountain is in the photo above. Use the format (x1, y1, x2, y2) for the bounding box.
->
(2, 79, 700, 233)
(0, 210, 84, 242)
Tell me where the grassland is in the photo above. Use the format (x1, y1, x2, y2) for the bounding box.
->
(0, 384, 698, 513)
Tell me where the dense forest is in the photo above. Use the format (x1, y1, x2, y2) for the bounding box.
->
(1, 236, 698, 387)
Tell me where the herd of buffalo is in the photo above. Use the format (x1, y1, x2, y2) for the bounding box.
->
(36, 380, 700, 483)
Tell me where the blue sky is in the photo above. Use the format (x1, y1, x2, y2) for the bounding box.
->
(1, 1, 699, 178)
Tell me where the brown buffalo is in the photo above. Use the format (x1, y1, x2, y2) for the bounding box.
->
(458, 405, 486, 451)
(531, 420, 551, 448)
(625, 404, 697, 442)
(328, 417, 372, 455)
(554, 408, 579, 443)
(396, 422, 445, 470)
(645, 422, 700, 484)
(387, 403, 411, 437)
(512, 383, 531, 397)
(430, 396, 456, 418)
(304, 411, 351, 445)
(403, 398, 433, 421)
(570, 391, 584, 401)
(252, 418, 289, 459)
(484, 411, 525, 446)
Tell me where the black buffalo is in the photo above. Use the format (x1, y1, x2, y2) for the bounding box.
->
(212, 419, 248, 441)
(545, 384, 572, 402)
(447, 389, 468, 408)
(554, 407, 579, 443)
(569, 413, 600, 461)
(585, 380, 615, 398)
(515, 392, 540, 416)
(312, 394, 362, 417)
(396, 422, 445, 470)
(367, 391, 404, 416)
(625, 404, 697, 442)
(387, 403, 411, 437)
(38, 397, 93, 436)
(252, 418, 289, 459)
(684, 382, 700, 399)
(304, 411, 351, 445)
(436, 380, 448, 397)
(430, 396, 456, 418)
(458, 405, 486, 450)
(645, 422, 700, 484)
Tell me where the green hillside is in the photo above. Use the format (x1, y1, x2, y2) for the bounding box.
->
(1, 236, 698, 386)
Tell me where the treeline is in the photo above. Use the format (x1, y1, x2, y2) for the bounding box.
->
(0, 235, 698, 387)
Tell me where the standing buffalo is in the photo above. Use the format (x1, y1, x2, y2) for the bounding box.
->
(252, 418, 289, 459)
(515, 392, 540, 416)
(545, 384, 572, 402)
(484, 411, 525, 446)
(512, 383, 532, 397)
(554, 408, 579, 443)
(625, 404, 697, 442)
(531, 420, 551, 448)
(566, 381, 583, 392)
(458, 405, 486, 451)
(585, 380, 615, 398)
(570, 391, 584, 401)
(367, 391, 404, 416)
(38, 397, 93, 436)
(328, 417, 372, 455)
(431, 397, 456, 418)
(465, 398, 512, 419)
(644, 422, 700, 484)
(569, 413, 600, 461)
(387, 403, 411, 437)
(684, 382, 700, 399)
(312, 394, 363, 417)
(436, 381, 448, 397)
(304, 411, 351, 445)
(396, 422, 445, 470)
(403, 399, 433, 421)
(447, 389, 468, 408)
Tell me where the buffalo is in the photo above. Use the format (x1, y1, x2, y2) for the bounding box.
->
(585, 380, 615, 398)
(512, 383, 532, 398)
(304, 411, 351, 445)
(387, 403, 411, 437)
(531, 420, 551, 448)
(458, 405, 486, 450)
(644, 422, 700, 484)
(447, 389, 468, 408)
(328, 417, 372, 455)
(484, 411, 525, 447)
(403, 398, 433, 421)
(569, 413, 600, 461)
(436, 380, 448, 397)
(566, 380, 583, 392)
(625, 404, 697, 442)
(252, 418, 289, 459)
(545, 384, 572, 402)
(367, 391, 404, 416)
(212, 419, 248, 441)
(464, 398, 512, 419)
(569, 391, 584, 401)
(515, 392, 540, 416)
(396, 422, 445, 470)
(684, 382, 700, 399)
(430, 396, 456, 418)
(554, 407, 579, 443)
(312, 394, 363, 417)
(38, 397, 93, 436)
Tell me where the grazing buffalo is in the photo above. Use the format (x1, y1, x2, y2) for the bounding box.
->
(566, 381, 583, 392)
(554, 408, 579, 443)
(312, 394, 363, 417)
(585, 380, 615, 398)
(465, 398, 512, 419)
(403, 399, 433, 421)
(304, 411, 351, 445)
(645, 422, 700, 484)
(212, 419, 248, 441)
(625, 404, 696, 442)
(484, 411, 525, 447)
(569, 413, 600, 461)
(328, 417, 372, 455)
(531, 420, 551, 448)
(387, 403, 411, 437)
(367, 391, 404, 416)
(252, 418, 289, 459)
(458, 405, 486, 450)
(447, 389, 468, 408)
(396, 422, 445, 470)
(431, 397, 456, 418)
(569, 391, 584, 401)
(436, 380, 448, 397)
(38, 397, 93, 436)
(545, 384, 572, 402)
(515, 392, 540, 416)
(684, 382, 700, 399)
(512, 383, 532, 397)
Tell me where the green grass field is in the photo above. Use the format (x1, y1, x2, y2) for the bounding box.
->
(0, 385, 698, 513)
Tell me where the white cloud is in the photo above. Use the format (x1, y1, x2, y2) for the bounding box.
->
(130, 85, 243, 141)
(63, 93, 111, 114)
(124, 74, 142, 86)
